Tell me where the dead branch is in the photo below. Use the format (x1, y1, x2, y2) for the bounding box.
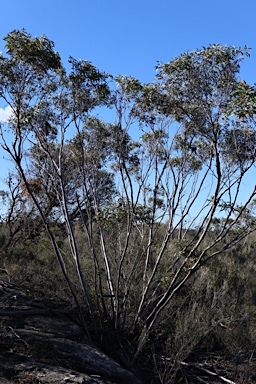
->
(180, 361, 237, 384)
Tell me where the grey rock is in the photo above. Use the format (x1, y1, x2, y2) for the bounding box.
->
(0, 283, 143, 384)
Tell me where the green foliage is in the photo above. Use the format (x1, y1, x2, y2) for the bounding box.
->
(101, 198, 152, 225)
(3, 29, 62, 72)
(230, 81, 256, 119)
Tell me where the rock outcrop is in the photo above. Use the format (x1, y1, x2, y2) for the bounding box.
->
(0, 282, 142, 383)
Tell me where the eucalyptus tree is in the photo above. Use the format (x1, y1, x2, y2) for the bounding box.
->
(111, 44, 256, 355)
(0, 29, 113, 329)
(1, 30, 256, 366)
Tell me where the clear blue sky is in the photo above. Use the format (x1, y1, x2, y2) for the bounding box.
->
(0, 0, 255, 83)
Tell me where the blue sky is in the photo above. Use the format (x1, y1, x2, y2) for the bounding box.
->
(0, 0, 256, 207)
(0, 0, 255, 83)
